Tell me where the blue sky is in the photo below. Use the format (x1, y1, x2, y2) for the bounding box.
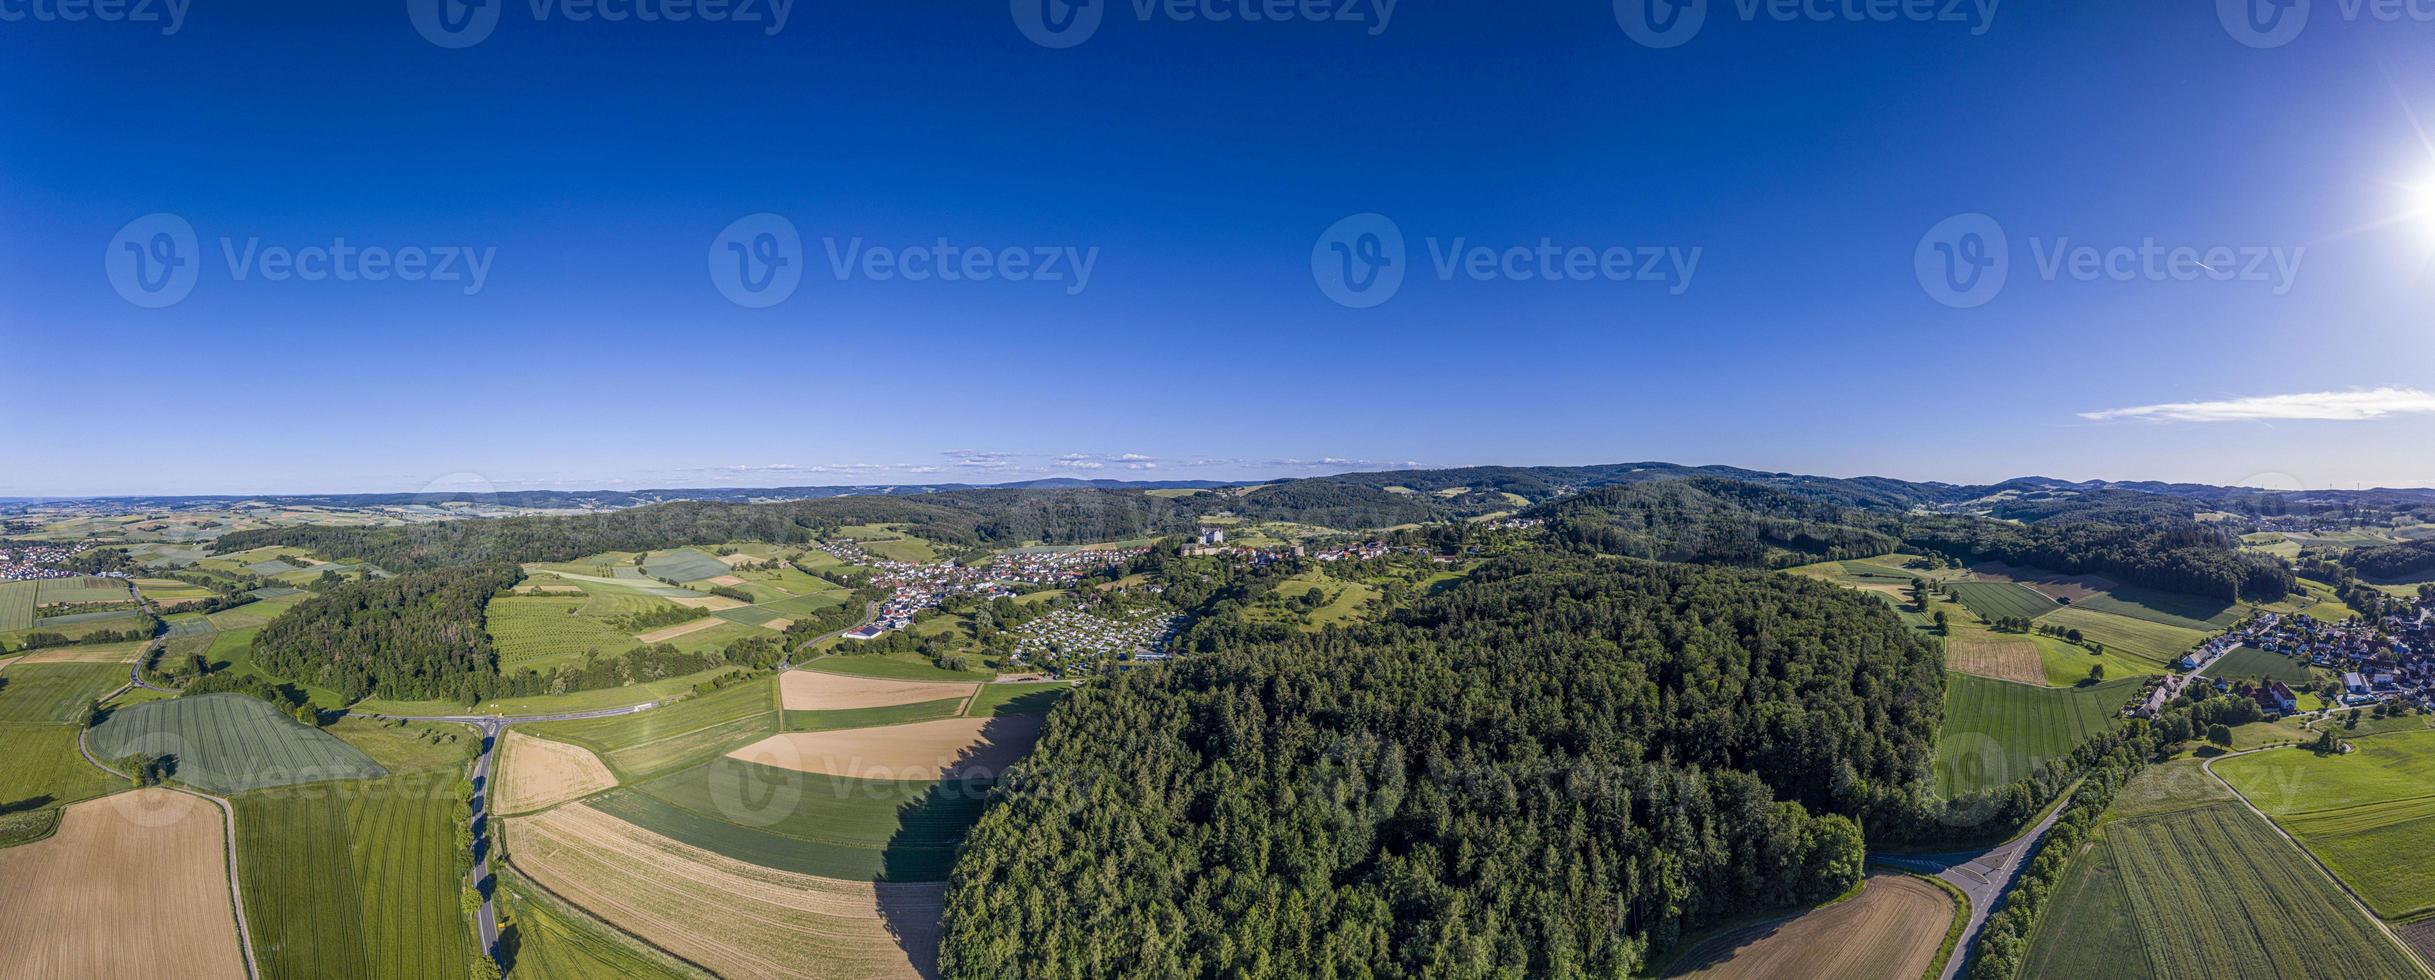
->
(5, 1, 2435, 495)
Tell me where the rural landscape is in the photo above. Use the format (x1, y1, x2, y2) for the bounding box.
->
(3, 464, 2435, 978)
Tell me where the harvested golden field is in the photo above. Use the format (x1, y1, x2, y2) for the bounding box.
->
(13, 640, 147, 664)
(670, 595, 749, 611)
(727, 715, 1043, 781)
(779, 670, 978, 711)
(636, 617, 728, 644)
(509, 803, 941, 979)
(1945, 633, 2045, 685)
(0, 789, 247, 979)
(497, 730, 618, 815)
(707, 575, 748, 587)
(1665, 872, 1953, 979)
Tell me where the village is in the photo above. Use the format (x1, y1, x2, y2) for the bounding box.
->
(2151, 596, 2435, 721)
(822, 538, 1154, 641)
(0, 541, 117, 582)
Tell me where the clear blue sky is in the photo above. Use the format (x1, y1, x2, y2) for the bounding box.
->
(5, 2, 2435, 496)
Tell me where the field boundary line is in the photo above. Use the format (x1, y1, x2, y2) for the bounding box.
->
(75, 726, 262, 980)
(495, 852, 722, 979)
(2204, 747, 2435, 978)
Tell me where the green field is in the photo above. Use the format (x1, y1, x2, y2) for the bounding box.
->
(757, 591, 850, 618)
(967, 681, 1070, 717)
(2034, 606, 2207, 666)
(487, 595, 646, 673)
(2069, 585, 2245, 631)
(783, 696, 967, 733)
(88, 693, 385, 794)
(522, 677, 777, 781)
(34, 576, 132, 604)
(235, 768, 477, 980)
(801, 653, 995, 683)
(1946, 581, 2058, 622)
(1935, 672, 2139, 796)
(2209, 646, 2315, 686)
(590, 756, 990, 881)
(0, 722, 117, 812)
(497, 874, 690, 980)
(2036, 801, 2418, 978)
(0, 662, 126, 724)
(638, 548, 732, 583)
(2218, 730, 2435, 918)
(0, 582, 38, 631)
(205, 592, 312, 630)
(2031, 633, 2163, 687)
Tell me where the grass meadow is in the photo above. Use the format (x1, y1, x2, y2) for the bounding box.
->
(234, 770, 476, 980)
(0, 663, 126, 725)
(2218, 730, 2435, 918)
(2034, 607, 2206, 666)
(1935, 673, 2140, 797)
(1945, 581, 2059, 622)
(591, 756, 991, 882)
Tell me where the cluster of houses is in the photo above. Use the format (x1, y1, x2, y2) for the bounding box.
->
(0, 541, 110, 582)
(1008, 607, 1184, 672)
(2151, 601, 2435, 717)
(825, 539, 1148, 641)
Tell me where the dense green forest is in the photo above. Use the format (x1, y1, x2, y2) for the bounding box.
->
(1529, 478, 1901, 567)
(1899, 506, 2293, 601)
(2344, 538, 2435, 580)
(940, 553, 1941, 977)
(251, 565, 521, 702)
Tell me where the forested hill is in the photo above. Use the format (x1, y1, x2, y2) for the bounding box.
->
(1524, 478, 1901, 567)
(2343, 539, 2435, 580)
(940, 553, 1943, 977)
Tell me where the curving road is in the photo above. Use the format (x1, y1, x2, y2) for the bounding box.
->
(1875, 797, 2076, 980)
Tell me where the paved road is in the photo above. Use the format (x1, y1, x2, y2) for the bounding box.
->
(1875, 795, 2077, 980)
(355, 698, 668, 964)
(2203, 747, 2435, 978)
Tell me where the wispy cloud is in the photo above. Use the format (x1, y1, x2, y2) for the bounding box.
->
(2080, 387, 2435, 424)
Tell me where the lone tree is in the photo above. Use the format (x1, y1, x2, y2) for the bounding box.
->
(2207, 723, 2234, 748)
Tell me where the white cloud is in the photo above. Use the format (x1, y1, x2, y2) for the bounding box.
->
(2080, 387, 2435, 424)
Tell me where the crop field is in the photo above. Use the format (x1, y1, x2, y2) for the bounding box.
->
(592, 757, 989, 881)
(804, 654, 997, 683)
(734, 564, 838, 597)
(0, 663, 126, 724)
(0, 722, 117, 811)
(1943, 633, 2044, 685)
(496, 731, 618, 816)
(713, 604, 789, 627)
(759, 591, 850, 618)
(2070, 584, 2244, 631)
(89, 694, 385, 794)
(488, 594, 646, 672)
(14, 639, 147, 664)
(0, 790, 248, 979)
(2032, 633, 2162, 687)
(509, 803, 943, 978)
(965, 681, 1069, 717)
(657, 619, 767, 655)
(31, 607, 147, 628)
(784, 697, 968, 733)
(728, 714, 1044, 782)
(35, 576, 132, 605)
(2097, 803, 2416, 978)
(2210, 646, 2315, 685)
(205, 592, 310, 630)
(2217, 730, 2435, 918)
(0, 582, 41, 631)
(234, 769, 475, 980)
(522, 678, 777, 780)
(1662, 872, 1953, 979)
(1945, 581, 2058, 622)
(779, 670, 975, 711)
(496, 875, 690, 980)
(134, 577, 216, 603)
(2034, 606, 2206, 666)
(1935, 673, 2138, 797)
(640, 549, 732, 583)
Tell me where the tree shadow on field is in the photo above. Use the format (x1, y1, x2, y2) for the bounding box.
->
(0, 795, 55, 815)
(873, 712, 1046, 979)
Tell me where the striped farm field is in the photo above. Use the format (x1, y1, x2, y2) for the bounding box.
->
(522, 677, 777, 781)
(1945, 581, 2058, 622)
(508, 802, 943, 978)
(1935, 672, 2139, 797)
(0, 663, 128, 725)
(486, 594, 643, 673)
(638, 549, 731, 583)
(2034, 606, 2206, 666)
(0, 582, 37, 631)
(0, 722, 118, 812)
(590, 757, 990, 881)
(1662, 872, 1954, 979)
(233, 770, 476, 979)
(496, 875, 691, 980)
(965, 681, 1070, 717)
(89, 694, 384, 794)
(783, 697, 968, 733)
(2070, 584, 2244, 631)
(1943, 632, 2044, 685)
(2217, 730, 2435, 918)
(34, 577, 131, 605)
(0, 790, 249, 979)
